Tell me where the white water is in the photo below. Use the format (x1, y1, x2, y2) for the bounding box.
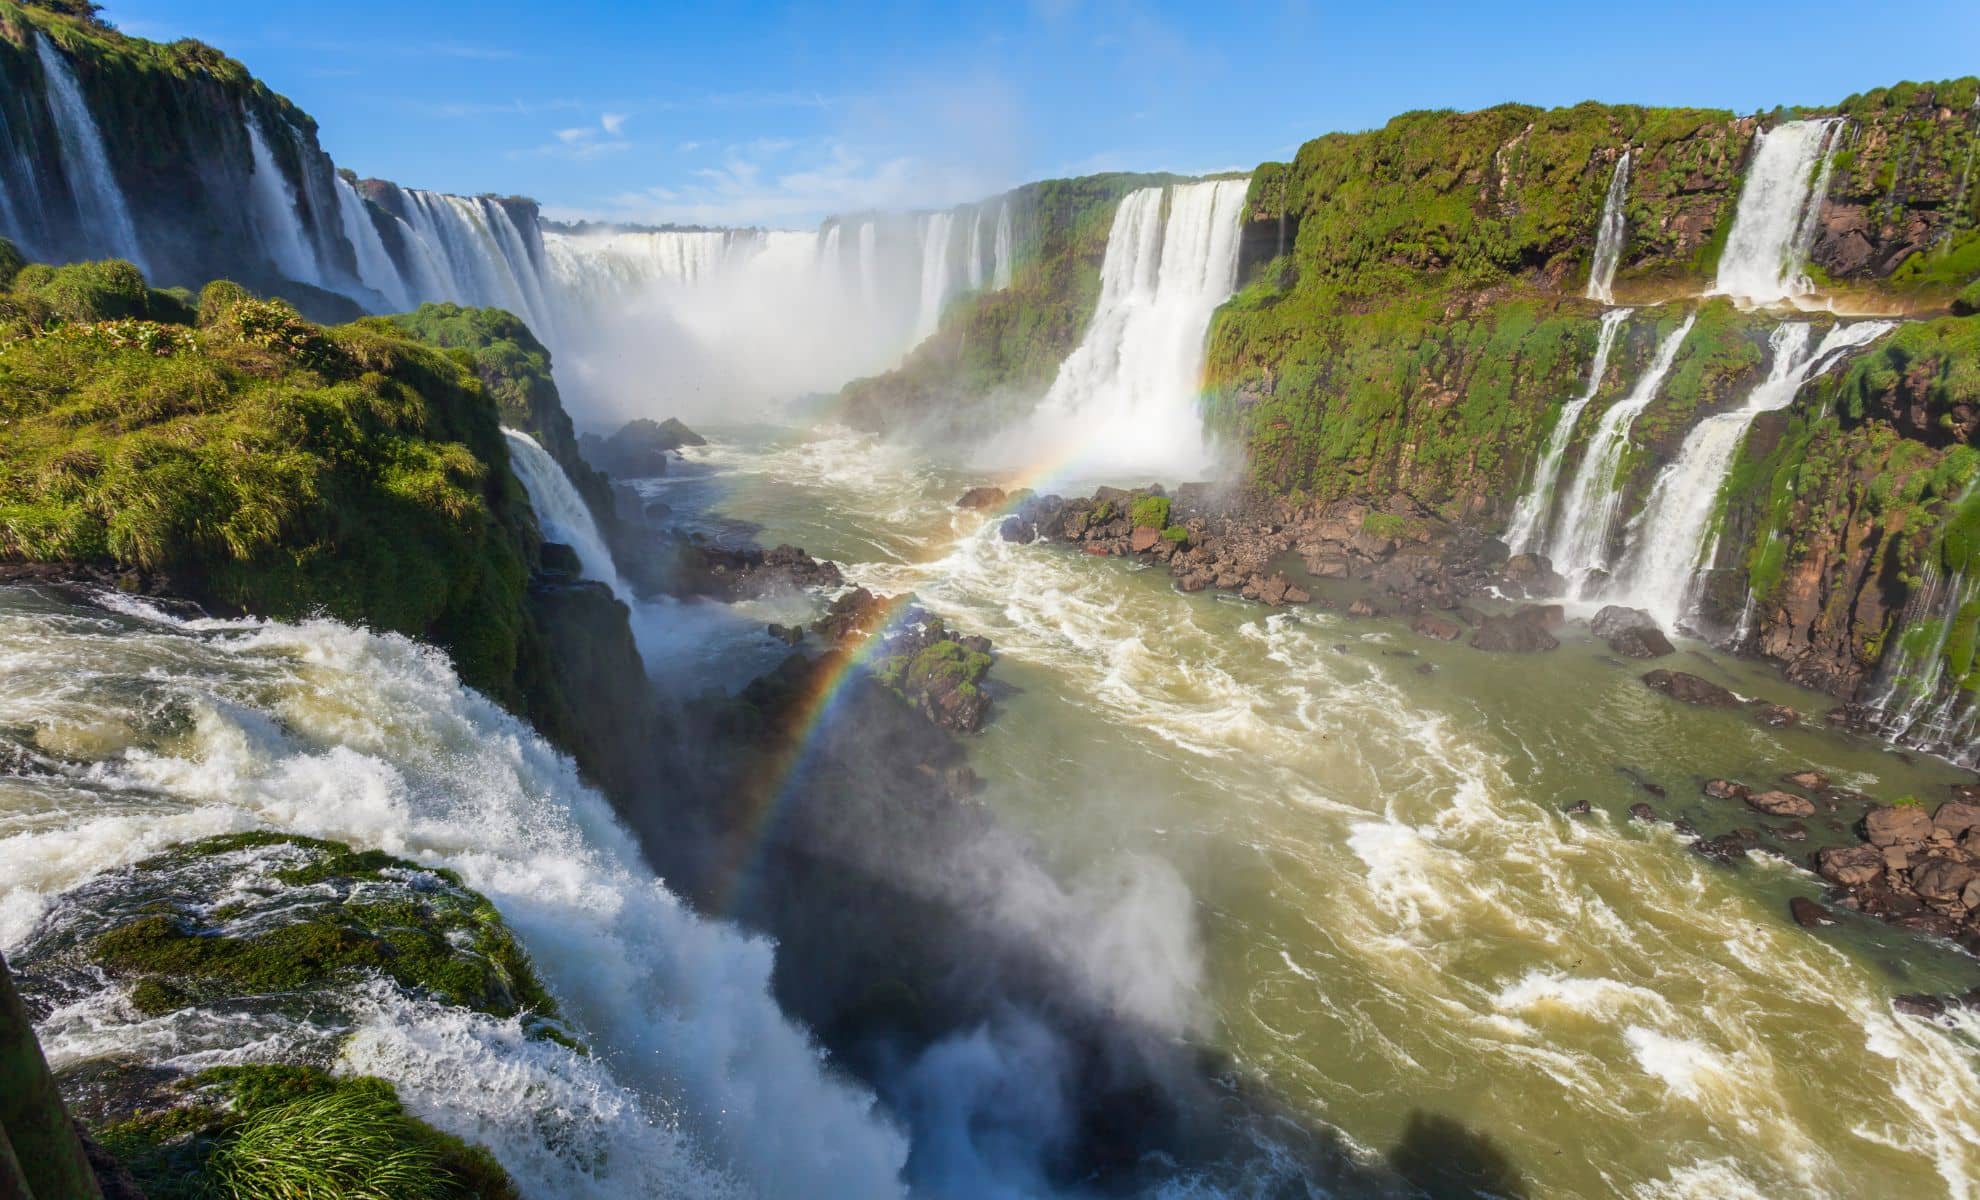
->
(0, 104, 47, 257)
(1586, 152, 1631, 304)
(966, 210, 984, 290)
(1714, 120, 1843, 305)
(334, 174, 413, 310)
(1545, 316, 1696, 591)
(1864, 560, 1980, 765)
(992, 202, 1013, 289)
(913, 211, 956, 343)
(34, 34, 145, 271)
(995, 179, 1249, 484)
(502, 428, 629, 602)
(1612, 319, 1895, 629)
(0, 593, 911, 1197)
(1504, 308, 1631, 554)
(243, 113, 321, 287)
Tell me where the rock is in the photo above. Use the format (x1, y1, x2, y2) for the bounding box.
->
(1755, 704, 1800, 728)
(1347, 598, 1377, 618)
(1782, 770, 1830, 791)
(1628, 802, 1658, 822)
(1703, 778, 1750, 801)
(1410, 613, 1463, 641)
(1641, 670, 1738, 707)
(766, 623, 804, 646)
(1911, 860, 1979, 903)
(1692, 830, 1758, 864)
(538, 541, 584, 577)
(1816, 844, 1885, 886)
(1607, 626, 1676, 659)
(1514, 603, 1565, 630)
(1789, 896, 1839, 928)
(1468, 615, 1559, 653)
(585, 417, 704, 477)
(1283, 583, 1311, 604)
(1883, 845, 1912, 873)
(1563, 799, 1592, 815)
(1932, 800, 1980, 838)
(1863, 804, 1934, 848)
(1590, 605, 1659, 639)
(1965, 878, 1980, 910)
(1745, 790, 1815, 818)
(1255, 573, 1295, 606)
(956, 486, 1008, 510)
(1129, 526, 1162, 553)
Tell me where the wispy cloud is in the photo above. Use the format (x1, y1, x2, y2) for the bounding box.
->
(516, 113, 632, 161)
(420, 98, 586, 119)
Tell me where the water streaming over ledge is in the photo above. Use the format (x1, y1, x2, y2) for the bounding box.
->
(1505, 308, 1631, 555)
(1586, 152, 1631, 304)
(1545, 315, 1696, 592)
(1713, 119, 1844, 306)
(33, 33, 144, 272)
(1610, 319, 1896, 630)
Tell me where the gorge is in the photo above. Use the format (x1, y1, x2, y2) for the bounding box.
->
(2, 1, 1980, 1198)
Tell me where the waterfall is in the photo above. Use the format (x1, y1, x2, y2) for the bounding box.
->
(334, 174, 412, 310)
(1544, 315, 1696, 591)
(1586, 152, 1630, 303)
(34, 34, 145, 271)
(1504, 308, 1631, 554)
(1611, 319, 1895, 628)
(1713, 119, 1843, 305)
(992, 202, 1013, 289)
(913, 211, 956, 342)
(1001, 178, 1248, 482)
(1863, 563, 1980, 766)
(502, 428, 628, 602)
(400, 191, 557, 337)
(966, 210, 984, 290)
(243, 112, 322, 286)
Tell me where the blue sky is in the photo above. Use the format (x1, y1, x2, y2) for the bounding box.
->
(105, 1, 1980, 228)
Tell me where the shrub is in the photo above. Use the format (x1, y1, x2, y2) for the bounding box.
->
(12, 259, 151, 322)
(0, 237, 23, 290)
(197, 279, 254, 327)
(1129, 494, 1171, 530)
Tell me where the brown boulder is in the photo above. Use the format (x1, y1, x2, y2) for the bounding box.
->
(956, 486, 1008, 510)
(1912, 860, 1980, 904)
(1411, 614, 1463, 642)
(1783, 770, 1829, 791)
(1469, 616, 1559, 653)
(1745, 790, 1815, 818)
(1755, 704, 1800, 728)
(1789, 896, 1839, 928)
(1933, 800, 1980, 839)
(1864, 804, 1934, 848)
(1129, 526, 1161, 553)
(1817, 845, 1885, 886)
(1703, 779, 1749, 800)
(1641, 670, 1738, 707)
(1608, 626, 1675, 659)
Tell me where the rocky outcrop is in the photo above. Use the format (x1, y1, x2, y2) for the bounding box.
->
(1641, 670, 1740, 707)
(803, 588, 996, 734)
(1813, 795, 1980, 954)
(578, 417, 705, 479)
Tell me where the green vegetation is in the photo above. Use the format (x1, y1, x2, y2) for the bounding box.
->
(875, 638, 992, 700)
(98, 1066, 518, 1200)
(1161, 524, 1190, 544)
(93, 833, 558, 1022)
(0, 248, 543, 699)
(1129, 494, 1171, 530)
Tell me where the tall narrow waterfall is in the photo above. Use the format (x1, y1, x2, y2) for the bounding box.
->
(0, 105, 47, 256)
(992, 202, 1013, 289)
(1863, 561, 1980, 766)
(34, 34, 145, 271)
(1545, 316, 1696, 590)
(966, 210, 984, 289)
(913, 211, 956, 342)
(244, 113, 321, 287)
(1002, 178, 1248, 482)
(1585, 153, 1631, 303)
(335, 174, 412, 309)
(400, 191, 558, 339)
(502, 429, 628, 602)
(1504, 308, 1631, 554)
(1611, 319, 1895, 628)
(1713, 119, 1843, 305)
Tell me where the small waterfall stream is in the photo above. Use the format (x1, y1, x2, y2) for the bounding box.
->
(243, 112, 322, 287)
(34, 33, 145, 271)
(1713, 119, 1844, 305)
(1545, 316, 1696, 592)
(1504, 308, 1631, 555)
(992, 201, 1013, 289)
(502, 428, 628, 602)
(1863, 563, 1980, 765)
(913, 211, 957, 342)
(1585, 152, 1631, 303)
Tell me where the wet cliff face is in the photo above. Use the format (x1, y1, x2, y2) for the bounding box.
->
(1812, 79, 1980, 293)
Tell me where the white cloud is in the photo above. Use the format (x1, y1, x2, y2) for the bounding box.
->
(601, 112, 629, 136)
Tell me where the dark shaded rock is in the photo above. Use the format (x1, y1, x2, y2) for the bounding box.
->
(1789, 896, 1839, 928)
(1755, 704, 1800, 728)
(1590, 605, 1658, 639)
(956, 486, 1008, 510)
(1641, 670, 1738, 707)
(1411, 613, 1463, 641)
(1864, 804, 1934, 848)
(1469, 616, 1559, 653)
(1692, 829, 1758, 864)
(583, 417, 704, 478)
(1745, 790, 1815, 818)
(1607, 626, 1675, 659)
(1933, 800, 1980, 838)
(766, 623, 804, 646)
(538, 541, 583, 578)
(1911, 859, 1978, 903)
(1628, 802, 1658, 822)
(1562, 799, 1591, 815)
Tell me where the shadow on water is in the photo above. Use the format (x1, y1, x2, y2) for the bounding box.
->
(1387, 1111, 1530, 1199)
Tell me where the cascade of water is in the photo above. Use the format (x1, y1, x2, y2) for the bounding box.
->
(913, 211, 956, 342)
(819, 222, 842, 282)
(34, 34, 144, 270)
(0, 106, 30, 253)
(334, 174, 412, 310)
(502, 429, 627, 602)
(1610, 319, 1895, 628)
(966, 210, 984, 290)
(1863, 564, 1980, 764)
(243, 112, 321, 286)
(398, 191, 558, 335)
(1544, 315, 1696, 591)
(1586, 152, 1631, 303)
(992, 202, 1013, 289)
(1713, 119, 1844, 305)
(1503, 308, 1631, 554)
(1004, 178, 1248, 482)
